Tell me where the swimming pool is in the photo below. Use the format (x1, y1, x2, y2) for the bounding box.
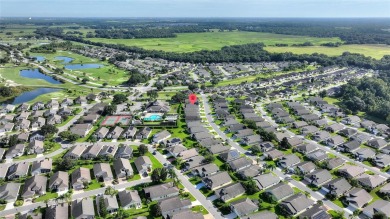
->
(144, 114, 162, 121)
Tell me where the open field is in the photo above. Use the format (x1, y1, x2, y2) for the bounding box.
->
(89, 31, 342, 53)
(265, 44, 390, 59)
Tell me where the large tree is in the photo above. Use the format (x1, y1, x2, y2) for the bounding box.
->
(40, 124, 59, 136)
(113, 94, 127, 104)
(138, 144, 148, 156)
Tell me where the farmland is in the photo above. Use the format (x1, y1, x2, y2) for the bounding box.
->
(88, 31, 342, 53)
(265, 44, 390, 60)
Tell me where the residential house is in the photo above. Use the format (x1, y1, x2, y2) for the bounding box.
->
(326, 123, 345, 133)
(278, 154, 301, 169)
(95, 127, 109, 139)
(98, 145, 118, 158)
(31, 117, 46, 130)
(341, 115, 361, 126)
(243, 211, 278, 219)
(153, 130, 171, 143)
(306, 149, 328, 162)
(49, 171, 69, 192)
(0, 182, 21, 202)
(295, 161, 316, 175)
(118, 190, 142, 209)
(322, 178, 352, 197)
(295, 143, 317, 154)
(31, 158, 52, 175)
(374, 154, 390, 168)
(20, 175, 47, 199)
(362, 200, 390, 219)
(264, 149, 284, 160)
(241, 135, 262, 146)
(192, 163, 219, 177)
(159, 196, 191, 218)
(325, 158, 345, 170)
(114, 158, 133, 178)
(46, 99, 59, 109)
(74, 96, 88, 105)
(356, 173, 386, 190)
(339, 128, 358, 138)
(298, 205, 331, 219)
(71, 198, 95, 219)
(145, 100, 170, 113)
(177, 148, 199, 160)
(71, 167, 91, 190)
(46, 115, 62, 125)
(326, 135, 345, 148)
(64, 145, 86, 160)
(70, 124, 93, 137)
(345, 187, 373, 209)
(203, 171, 233, 190)
(279, 193, 314, 216)
(230, 198, 258, 217)
(134, 156, 152, 176)
(7, 162, 29, 180)
(228, 157, 252, 171)
(338, 164, 365, 178)
(367, 138, 388, 150)
(45, 203, 68, 219)
(304, 169, 332, 187)
(81, 144, 103, 159)
(107, 126, 124, 139)
(219, 149, 240, 162)
(93, 163, 113, 182)
(300, 125, 319, 135)
(265, 183, 294, 202)
(340, 140, 361, 153)
(5, 144, 25, 159)
(312, 131, 331, 142)
(28, 140, 44, 154)
(144, 182, 180, 201)
(253, 173, 280, 190)
(353, 147, 376, 161)
(135, 127, 152, 139)
(96, 195, 119, 215)
(114, 145, 133, 159)
(215, 183, 246, 202)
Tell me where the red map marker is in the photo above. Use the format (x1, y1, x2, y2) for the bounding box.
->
(189, 94, 197, 104)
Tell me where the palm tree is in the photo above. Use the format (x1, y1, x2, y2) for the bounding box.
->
(168, 168, 177, 180)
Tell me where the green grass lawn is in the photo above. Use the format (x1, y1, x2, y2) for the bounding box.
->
(34, 191, 58, 202)
(30, 50, 129, 86)
(0, 65, 92, 103)
(85, 179, 102, 191)
(145, 152, 163, 169)
(89, 31, 341, 53)
(13, 153, 37, 161)
(266, 44, 390, 60)
(192, 205, 209, 215)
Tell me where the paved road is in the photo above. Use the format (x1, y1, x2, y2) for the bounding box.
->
(200, 94, 350, 216)
(148, 145, 224, 219)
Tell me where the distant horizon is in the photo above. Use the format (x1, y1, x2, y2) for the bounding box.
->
(1, 0, 389, 18)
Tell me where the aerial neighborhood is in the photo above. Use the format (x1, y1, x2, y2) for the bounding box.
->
(0, 14, 389, 219)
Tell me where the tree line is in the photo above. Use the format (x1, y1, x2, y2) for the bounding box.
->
(338, 71, 390, 123)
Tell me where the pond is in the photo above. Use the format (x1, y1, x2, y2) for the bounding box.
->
(65, 63, 103, 70)
(31, 56, 45, 62)
(4, 88, 62, 104)
(20, 69, 62, 84)
(55, 56, 74, 64)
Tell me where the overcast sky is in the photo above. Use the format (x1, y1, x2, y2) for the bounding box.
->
(1, 0, 389, 18)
